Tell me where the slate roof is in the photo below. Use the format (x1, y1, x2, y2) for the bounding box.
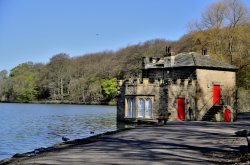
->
(145, 52, 238, 71)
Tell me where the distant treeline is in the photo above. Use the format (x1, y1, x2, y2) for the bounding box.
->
(0, 0, 250, 106)
(0, 39, 172, 104)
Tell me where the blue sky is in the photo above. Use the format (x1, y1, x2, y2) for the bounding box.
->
(0, 0, 249, 72)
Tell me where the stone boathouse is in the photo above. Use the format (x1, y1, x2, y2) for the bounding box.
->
(117, 47, 238, 123)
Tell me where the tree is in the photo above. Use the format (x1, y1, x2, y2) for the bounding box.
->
(0, 70, 7, 81)
(68, 78, 88, 103)
(189, 0, 249, 62)
(33, 63, 50, 100)
(9, 63, 38, 102)
(0, 70, 8, 101)
(48, 53, 71, 101)
(184, 0, 250, 89)
(101, 78, 117, 101)
(201, 1, 227, 29)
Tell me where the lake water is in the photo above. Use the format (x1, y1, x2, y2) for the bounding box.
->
(0, 103, 117, 160)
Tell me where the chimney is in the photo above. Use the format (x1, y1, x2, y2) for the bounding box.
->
(165, 46, 171, 56)
(202, 47, 208, 55)
(164, 46, 175, 67)
(168, 46, 171, 55)
(142, 57, 145, 68)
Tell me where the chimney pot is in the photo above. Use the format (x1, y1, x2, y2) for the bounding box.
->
(202, 48, 208, 55)
(165, 46, 172, 56)
(168, 46, 171, 54)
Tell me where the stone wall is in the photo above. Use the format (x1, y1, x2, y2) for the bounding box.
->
(143, 69, 164, 82)
(196, 69, 236, 120)
(116, 78, 161, 121)
(117, 68, 237, 122)
(117, 80, 125, 121)
(167, 79, 196, 121)
(167, 68, 196, 80)
(144, 67, 196, 81)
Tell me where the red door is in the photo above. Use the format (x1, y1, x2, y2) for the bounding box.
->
(224, 109, 231, 122)
(177, 98, 185, 120)
(213, 85, 220, 105)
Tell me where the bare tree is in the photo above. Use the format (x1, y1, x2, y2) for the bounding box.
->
(201, 1, 227, 29)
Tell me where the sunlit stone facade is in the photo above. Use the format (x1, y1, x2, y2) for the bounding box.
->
(117, 51, 238, 122)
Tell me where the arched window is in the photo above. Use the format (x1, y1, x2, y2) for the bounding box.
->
(132, 98, 136, 118)
(138, 99, 145, 118)
(127, 98, 132, 117)
(145, 98, 152, 118)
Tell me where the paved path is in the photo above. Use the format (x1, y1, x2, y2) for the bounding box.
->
(8, 117, 250, 165)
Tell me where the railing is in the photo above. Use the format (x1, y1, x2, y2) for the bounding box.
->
(199, 94, 220, 119)
(199, 91, 237, 120)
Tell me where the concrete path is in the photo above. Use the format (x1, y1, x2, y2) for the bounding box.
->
(8, 117, 250, 165)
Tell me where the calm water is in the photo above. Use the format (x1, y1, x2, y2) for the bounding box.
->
(0, 103, 117, 160)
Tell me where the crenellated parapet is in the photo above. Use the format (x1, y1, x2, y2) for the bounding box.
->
(117, 50, 237, 123)
(118, 78, 197, 101)
(118, 78, 163, 86)
(118, 78, 196, 91)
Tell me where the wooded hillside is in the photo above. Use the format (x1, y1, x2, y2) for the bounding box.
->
(0, 0, 249, 108)
(0, 39, 172, 104)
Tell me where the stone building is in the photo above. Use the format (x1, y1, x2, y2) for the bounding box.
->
(117, 48, 238, 122)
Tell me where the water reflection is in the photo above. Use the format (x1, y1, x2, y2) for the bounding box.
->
(0, 103, 116, 160)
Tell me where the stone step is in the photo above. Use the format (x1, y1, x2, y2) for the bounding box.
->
(201, 106, 223, 121)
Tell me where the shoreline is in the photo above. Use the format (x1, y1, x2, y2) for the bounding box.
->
(0, 100, 117, 106)
(0, 127, 133, 165)
(0, 102, 118, 164)
(1, 121, 250, 165)
(2, 115, 250, 164)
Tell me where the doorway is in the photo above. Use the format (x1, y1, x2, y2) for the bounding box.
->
(177, 98, 185, 120)
(224, 109, 231, 122)
(213, 85, 220, 105)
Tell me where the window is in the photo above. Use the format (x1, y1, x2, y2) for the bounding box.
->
(127, 97, 153, 119)
(126, 98, 132, 117)
(138, 99, 145, 118)
(145, 98, 152, 118)
(132, 98, 136, 118)
(126, 97, 136, 118)
(138, 98, 152, 118)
